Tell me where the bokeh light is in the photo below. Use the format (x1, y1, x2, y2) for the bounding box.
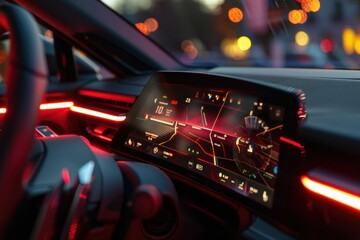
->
(45, 30, 53, 40)
(320, 39, 334, 53)
(144, 18, 159, 33)
(237, 36, 252, 51)
(181, 40, 198, 59)
(354, 35, 360, 55)
(343, 28, 355, 55)
(289, 9, 307, 24)
(135, 22, 149, 35)
(228, 7, 243, 23)
(221, 38, 249, 60)
(308, 0, 320, 12)
(302, 0, 321, 13)
(295, 31, 309, 47)
(298, 10, 307, 24)
(101, 0, 154, 14)
(288, 10, 302, 24)
(301, 1, 311, 12)
(195, 0, 225, 13)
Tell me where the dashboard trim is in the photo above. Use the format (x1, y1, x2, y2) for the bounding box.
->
(301, 175, 360, 211)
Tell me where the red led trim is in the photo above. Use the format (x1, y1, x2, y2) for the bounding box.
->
(62, 168, 71, 185)
(0, 102, 74, 114)
(280, 136, 303, 148)
(301, 176, 360, 211)
(40, 101, 74, 110)
(0, 102, 126, 123)
(70, 106, 126, 122)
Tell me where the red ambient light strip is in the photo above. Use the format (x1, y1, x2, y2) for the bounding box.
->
(280, 136, 303, 149)
(0, 101, 75, 114)
(62, 168, 71, 185)
(40, 101, 74, 110)
(70, 106, 126, 122)
(0, 102, 126, 123)
(301, 176, 360, 211)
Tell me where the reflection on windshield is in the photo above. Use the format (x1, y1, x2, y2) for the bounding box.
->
(101, 0, 360, 69)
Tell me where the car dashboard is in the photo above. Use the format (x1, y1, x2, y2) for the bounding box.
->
(3, 66, 360, 239)
(1, 1, 360, 239)
(49, 68, 358, 239)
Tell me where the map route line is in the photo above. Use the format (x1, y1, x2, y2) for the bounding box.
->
(177, 131, 214, 158)
(210, 91, 229, 166)
(188, 132, 212, 144)
(256, 124, 283, 136)
(159, 121, 178, 145)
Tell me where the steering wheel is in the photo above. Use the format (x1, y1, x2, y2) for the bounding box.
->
(0, 3, 184, 239)
(0, 3, 47, 236)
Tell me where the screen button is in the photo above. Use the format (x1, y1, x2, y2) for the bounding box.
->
(188, 160, 194, 168)
(195, 163, 204, 171)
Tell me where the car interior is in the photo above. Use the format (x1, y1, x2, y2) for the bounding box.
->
(0, 0, 360, 239)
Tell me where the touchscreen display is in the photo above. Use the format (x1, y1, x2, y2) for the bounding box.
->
(123, 83, 284, 207)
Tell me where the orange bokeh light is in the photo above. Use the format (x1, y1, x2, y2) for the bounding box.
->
(45, 30, 53, 40)
(288, 10, 302, 24)
(289, 9, 307, 24)
(144, 18, 159, 33)
(181, 40, 198, 59)
(135, 22, 149, 35)
(302, 0, 320, 13)
(309, 0, 320, 12)
(181, 40, 194, 51)
(301, 0, 311, 12)
(228, 7, 243, 23)
(298, 10, 307, 24)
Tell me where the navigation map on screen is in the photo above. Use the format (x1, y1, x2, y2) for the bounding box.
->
(124, 83, 284, 207)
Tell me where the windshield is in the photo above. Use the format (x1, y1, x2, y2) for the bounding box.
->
(101, 0, 360, 69)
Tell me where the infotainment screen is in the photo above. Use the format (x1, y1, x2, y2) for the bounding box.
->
(113, 72, 299, 208)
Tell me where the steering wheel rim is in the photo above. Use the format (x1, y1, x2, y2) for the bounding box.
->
(0, 3, 47, 236)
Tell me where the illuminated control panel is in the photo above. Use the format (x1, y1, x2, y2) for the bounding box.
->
(112, 71, 304, 209)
